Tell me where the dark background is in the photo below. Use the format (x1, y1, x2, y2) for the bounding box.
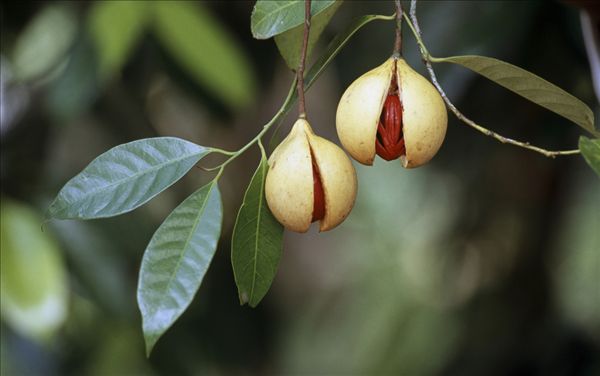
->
(1, 1, 598, 375)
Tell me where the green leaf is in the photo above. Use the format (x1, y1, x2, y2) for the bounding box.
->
(137, 182, 223, 356)
(433, 55, 597, 135)
(274, 1, 342, 69)
(153, 1, 256, 110)
(251, 0, 338, 39)
(88, 0, 150, 80)
(232, 156, 284, 307)
(579, 136, 600, 177)
(47, 137, 210, 220)
(0, 199, 68, 343)
(11, 4, 77, 81)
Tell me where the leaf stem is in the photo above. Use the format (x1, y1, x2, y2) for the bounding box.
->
(207, 77, 298, 172)
(393, 0, 403, 56)
(214, 165, 226, 181)
(210, 148, 236, 156)
(405, 0, 580, 158)
(258, 139, 267, 160)
(297, 0, 312, 119)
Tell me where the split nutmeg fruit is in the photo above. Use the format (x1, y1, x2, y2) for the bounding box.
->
(265, 119, 357, 233)
(336, 57, 448, 168)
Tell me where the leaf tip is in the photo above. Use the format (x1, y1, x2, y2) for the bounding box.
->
(143, 333, 158, 358)
(239, 291, 249, 306)
(249, 3, 265, 40)
(140, 310, 159, 358)
(144, 344, 153, 359)
(45, 199, 61, 220)
(43, 208, 53, 222)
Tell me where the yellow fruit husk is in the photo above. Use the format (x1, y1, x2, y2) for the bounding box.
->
(265, 119, 357, 233)
(396, 58, 447, 168)
(336, 59, 393, 165)
(265, 120, 313, 233)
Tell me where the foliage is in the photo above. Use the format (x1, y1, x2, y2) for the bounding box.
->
(138, 182, 222, 355)
(579, 136, 600, 177)
(90, 1, 255, 110)
(1, 200, 68, 343)
(274, 1, 343, 69)
(433, 55, 596, 135)
(11, 5, 77, 81)
(3, 0, 596, 359)
(47, 138, 211, 219)
(251, 0, 338, 39)
(231, 152, 284, 307)
(153, 1, 256, 110)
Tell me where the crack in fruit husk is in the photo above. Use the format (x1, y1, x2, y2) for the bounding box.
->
(311, 158, 325, 222)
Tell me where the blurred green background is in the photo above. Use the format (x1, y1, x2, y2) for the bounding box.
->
(1, 1, 599, 375)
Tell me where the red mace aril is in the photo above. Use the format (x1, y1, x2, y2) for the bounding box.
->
(311, 161, 325, 222)
(375, 84, 405, 161)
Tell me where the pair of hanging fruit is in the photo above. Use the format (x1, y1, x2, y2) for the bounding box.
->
(266, 57, 448, 233)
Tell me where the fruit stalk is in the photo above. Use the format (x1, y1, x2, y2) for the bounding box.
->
(393, 0, 403, 56)
(297, 0, 312, 119)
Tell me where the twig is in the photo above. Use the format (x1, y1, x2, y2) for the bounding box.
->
(201, 8, 397, 173)
(205, 78, 298, 172)
(406, 0, 579, 158)
(297, 0, 312, 119)
(393, 0, 403, 56)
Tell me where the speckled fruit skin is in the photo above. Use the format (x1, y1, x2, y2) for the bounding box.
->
(265, 119, 357, 233)
(336, 57, 447, 168)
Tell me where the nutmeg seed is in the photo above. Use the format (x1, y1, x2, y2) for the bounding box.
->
(336, 57, 447, 168)
(265, 119, 357, 233)
(376, 92, 405, 161)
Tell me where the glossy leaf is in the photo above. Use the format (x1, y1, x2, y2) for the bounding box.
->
(251, 0, 337, 39)
(153, 1, 256, 110)
(137, 182, 222, 356)
(0, 200, 68, 342)
(47, 137, 210, 220)
(11, 4, 77, 81)
(579, 136, 600, 177)
(274, 1, 343, 69)
(88, 0, 150, 80)
(232, 156, 284, 307)
(433, 55, 596, 135)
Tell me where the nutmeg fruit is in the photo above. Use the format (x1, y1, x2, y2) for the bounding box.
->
(336, 57, 447, 168)
(265, 119, 357, 233)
